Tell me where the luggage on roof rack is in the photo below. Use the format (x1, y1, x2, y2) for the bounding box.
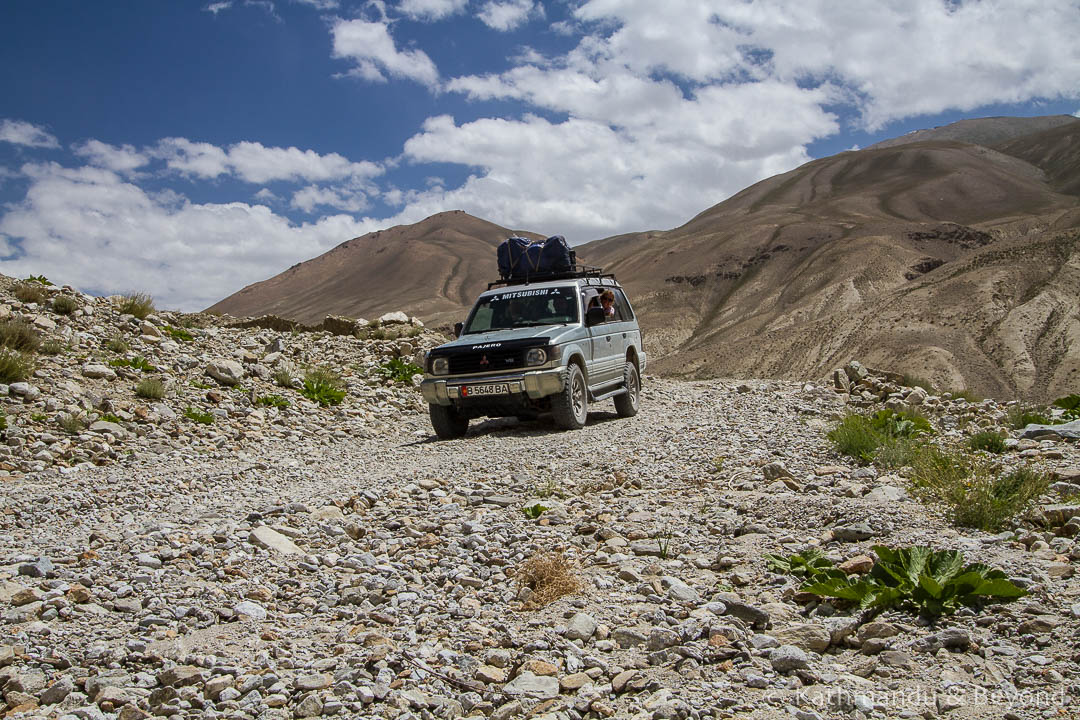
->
(497, 235, 577, 281)
(486, 264, 613, 289)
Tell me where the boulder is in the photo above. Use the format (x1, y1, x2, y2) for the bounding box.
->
(206, 359, 245, 385)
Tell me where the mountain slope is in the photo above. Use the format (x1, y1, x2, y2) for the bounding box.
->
(208, 211, 538, 326)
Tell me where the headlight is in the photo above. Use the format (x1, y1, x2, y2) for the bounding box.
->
(431, 357, 449, 375)
(525, 348, 548, 366)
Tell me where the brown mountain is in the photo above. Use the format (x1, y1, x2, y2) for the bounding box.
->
(208, 210, 540, 326)
(209, 115, 1080, 401)
(582, 117, 1080, 401)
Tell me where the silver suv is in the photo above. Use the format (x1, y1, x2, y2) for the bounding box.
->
(421, 272, 645, 438)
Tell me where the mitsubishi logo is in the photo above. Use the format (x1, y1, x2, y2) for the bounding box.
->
(479, 355, 489, 365)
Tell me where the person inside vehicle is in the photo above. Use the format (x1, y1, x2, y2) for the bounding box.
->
(599, 290, 616, 319)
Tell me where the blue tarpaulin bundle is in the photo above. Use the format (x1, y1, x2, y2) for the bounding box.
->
(497, 235, 574, 279)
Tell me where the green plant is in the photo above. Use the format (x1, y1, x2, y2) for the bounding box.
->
(0, 410, 6, 431)
(522, 503, 548, 519)
(163, 325, 194, 342)
(39, 339, 66, 356)
(872, 435, 923, 469)
(30, 412, 47, 422)
(656, 529, 675, 559)
(12, 283, 48, 304)
(99, 413, 123, 424)
(0, 349, 34, 383)
(109, 356, 156, 372)
(59, 415, 85, 435)
(0, 320, 41, 353)
(256, 394, 290, 409)
(1007, 405, 1051, 429)
(901, 374, 937, 395)
(533, 476, 564, 498)
(870, 408, 933, 438)
(105, 336, 130, 353)
(24, 274, 53, 286)
(117, 292, 155, 320)
(406, 326, 423, 338)
(375, 357, 423, 384)
(967, 431, 1006, 454)
(371, 328, 387, 340)
(273, 368, 293, 388)
(764, 548, 843, 581)
(300, 367, 346, 406)
(183, 407, 214, 425)
(948, 388, 982, 402)
(827, 414, 881, 464)
(910, 448, 1049, 531)
(135, 378, 165, 399)
(796, 545, 1027, 618)
(1052, 393, 1080, 421)
(50, 295, 78, 315)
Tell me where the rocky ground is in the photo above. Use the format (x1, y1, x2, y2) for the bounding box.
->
(1, 279, 1078, 720)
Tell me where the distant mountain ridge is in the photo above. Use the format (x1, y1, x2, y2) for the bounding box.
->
(209, 115, 1080, 401)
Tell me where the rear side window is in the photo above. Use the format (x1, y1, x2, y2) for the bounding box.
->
(612, 289, 634, 321)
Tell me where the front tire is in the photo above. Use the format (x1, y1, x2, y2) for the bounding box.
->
(551, 363, 588, 430)
(430, 403, 468, 439)
(614, 362, 640, 418)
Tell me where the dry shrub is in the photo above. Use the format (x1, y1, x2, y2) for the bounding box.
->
(514, 551, 580, 607)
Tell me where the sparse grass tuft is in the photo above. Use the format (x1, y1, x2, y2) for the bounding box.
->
(371, 328, 387, 340)
(135, 378, 166, 399)
(967, 431, 1006, 454)
(105, 336, 130, 353)
(0, 320, 41, 353)
(827, 414, 881, 465)
(51, 295, 78, 315)
(514, 551, 580, 607)
(910, 448, 1049, 531)
(406, 326, 423, 338)
(0, 349, 34, 383)
(901, 374, 937, 395)
(59, 414, 86, 435)
(872, 435, 924, 469)
(13, 282, 48, 304)
(117, 292, 155, 319)
(273, 368, 293, 388)
(183, 407, 214, 425)
(1007, 405, 1051, 429)
(828, 409, 933, 466)
(948, 388, 982, 403)
(40, 339, 66, 355)
(301, 367, 346, 406)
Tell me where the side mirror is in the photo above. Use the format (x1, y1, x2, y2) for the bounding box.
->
(585, 306, 606, 327)
(453, 322, 464, 338)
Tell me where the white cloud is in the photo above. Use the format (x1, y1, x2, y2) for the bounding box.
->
(204, 1, 232, 14)
(291, 185, 369, 213)
(72, 140, 149, 175)
(0, 162, 383, 310)
(0, 119, 60, 149)
(154, 137, 231, 178)
(293, 0, 339, 9)
(398, 0, 467, 22)
(331, 19, 439, 86)
(477, 0, 540, 31)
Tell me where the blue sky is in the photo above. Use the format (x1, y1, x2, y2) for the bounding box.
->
(2, 0, 1078, 311)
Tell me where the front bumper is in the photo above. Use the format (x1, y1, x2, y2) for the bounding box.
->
(421, 367, 567, 406)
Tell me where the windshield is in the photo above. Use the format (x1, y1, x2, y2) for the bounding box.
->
(463, 286, 579, 334)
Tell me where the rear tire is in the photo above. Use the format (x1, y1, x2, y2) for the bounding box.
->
(551, 363, 588, 430)
(430, 403, 468, 439)
(614, 362, 640, 418)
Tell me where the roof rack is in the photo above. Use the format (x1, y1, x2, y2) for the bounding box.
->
(486, 264, 616, 290)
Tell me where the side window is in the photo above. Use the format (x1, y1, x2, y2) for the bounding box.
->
(612, 289, 634, 321)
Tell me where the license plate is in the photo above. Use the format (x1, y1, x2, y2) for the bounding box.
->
(463, 383, 510, 397)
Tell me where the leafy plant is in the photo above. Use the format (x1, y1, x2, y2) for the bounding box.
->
(98, 413, 123, 424)
(300, 367, 346, 406)
(117, 292, 155, 320)
(109, 356, 156, 371)
(183, 407, 214, 425)
(797, 545, 1027, 618)
(870, 409, 932, 438)
(828, 410, 933, 466)
(163, 325, 194, 342)
(764, 548, 844, 581)
(12, 282, 48, 304)
(375, 357, 423, 384)
(1052, 393, 1080, 421)
(30, 412, 47, 422)
(256, 394, 290, 409)
(1007, 405, 1051, 429)
(51, 295, 78, 315)
(24, 274, 53, 286)
(967, 430, 1006, 454)
(135, 378, 165, 399)
(0, 349, 34, 383)
(0, 320, 41, 353)
(522, 503, 548, 519)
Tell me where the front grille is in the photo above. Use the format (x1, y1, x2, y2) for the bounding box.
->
(449, 349, 524, 375)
